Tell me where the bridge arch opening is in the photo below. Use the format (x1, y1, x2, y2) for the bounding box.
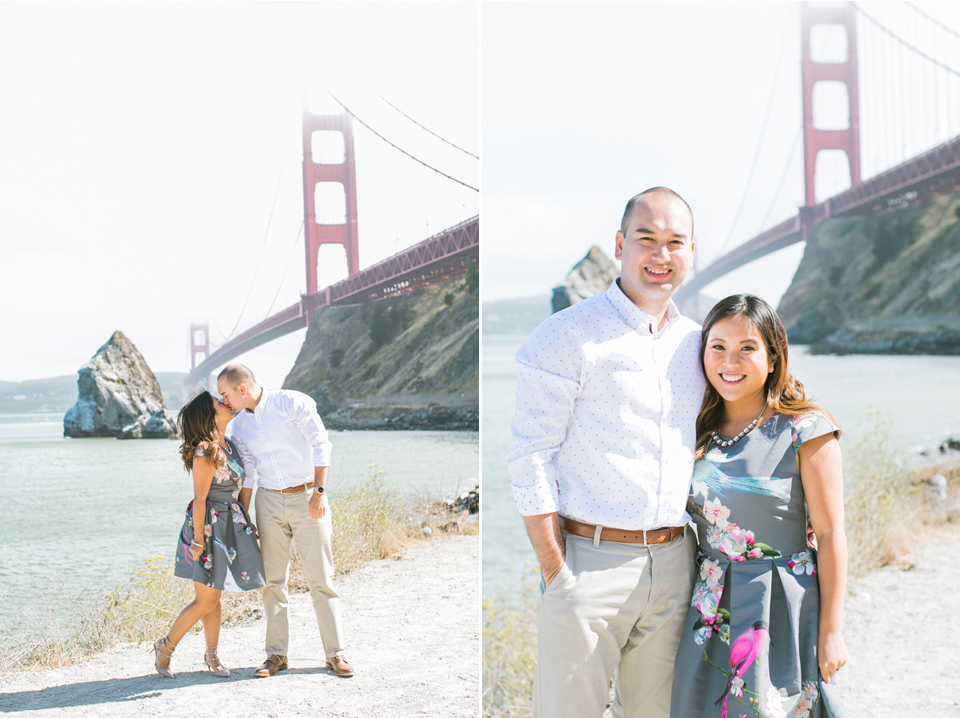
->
(809, 24, 848, 64)
(314, 182, 347, 224)
(814, 149, 852, 203)
(315, 244, 350, 290)
(812, 81, 850, 131)
(311, 131, 345, 165)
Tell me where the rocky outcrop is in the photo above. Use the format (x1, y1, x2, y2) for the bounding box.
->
(778, 192, 960, 354)
(117, 410, 179, 439)
(283, 273, 478, 431)
(64, 331, 178, 438)
(551, 245, 618, 313)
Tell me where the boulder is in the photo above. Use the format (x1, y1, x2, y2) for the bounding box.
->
(64, 331, 178, 439)
(551, 245, 618, 313)
(118, 410, 179, 440)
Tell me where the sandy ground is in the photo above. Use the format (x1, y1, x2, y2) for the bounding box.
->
(0, 535, 479, 718)
(833, 529, 960, 717)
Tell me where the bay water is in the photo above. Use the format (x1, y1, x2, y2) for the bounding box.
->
(483, 333, 960, 600)
(0, 416, 477, 630)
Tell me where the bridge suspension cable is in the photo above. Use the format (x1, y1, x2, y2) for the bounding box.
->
(263, 219, 305, 320)
(852, 2, 960, 78)
(324, 89, 478, 192)
(905, 1, 960, 42)
(756, 124, 802, 234)
(716, 17, 792, 258)
(376, 93, 479, 160)
(223, 158, 287, 342)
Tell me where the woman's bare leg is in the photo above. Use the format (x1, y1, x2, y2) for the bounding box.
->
(157, 583, 221, 669)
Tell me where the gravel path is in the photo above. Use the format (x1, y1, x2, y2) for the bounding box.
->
(0, 535, 479, 717)
(833, 529, 960, 717)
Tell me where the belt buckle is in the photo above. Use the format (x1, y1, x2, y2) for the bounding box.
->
(642, 529, 648, 547)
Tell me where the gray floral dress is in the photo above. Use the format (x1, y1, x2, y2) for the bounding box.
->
(670, 412, 849, 718)
(173, 440, 265, 591)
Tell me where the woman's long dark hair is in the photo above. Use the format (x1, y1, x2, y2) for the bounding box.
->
(695, 294, 839, 459)
(177, 389, 223, 471)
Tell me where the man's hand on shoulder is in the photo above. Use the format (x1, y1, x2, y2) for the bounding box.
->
(309, 491, 327, 520)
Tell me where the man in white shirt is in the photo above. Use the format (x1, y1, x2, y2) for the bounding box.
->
(508, 187, 706, 717)
(217, 364, 354, 679)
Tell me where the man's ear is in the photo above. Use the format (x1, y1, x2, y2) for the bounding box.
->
(238, 383, 247, 398)
(614, 231, 624, 261)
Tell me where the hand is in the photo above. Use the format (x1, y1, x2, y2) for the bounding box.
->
(189, 540, 204, 561)
(542, 559, 565, 588)
(818, 630, 847, 683)
(308, 491, 327, 520)
(249, 522, 259, 540)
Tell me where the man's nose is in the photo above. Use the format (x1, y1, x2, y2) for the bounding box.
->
(651, 243, 670, 262)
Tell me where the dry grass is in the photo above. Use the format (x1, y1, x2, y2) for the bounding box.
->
(844, 416, 960, 577)
(482, 574, 539, 718)
(0, 469, 477, 675)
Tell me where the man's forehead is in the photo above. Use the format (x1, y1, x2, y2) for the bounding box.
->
(627, 196, 692, 233)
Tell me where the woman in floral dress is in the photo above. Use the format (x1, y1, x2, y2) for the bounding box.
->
(670, 295, 848, 718)
(152, 389, 265, 679)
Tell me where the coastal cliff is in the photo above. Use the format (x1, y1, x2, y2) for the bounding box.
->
(777, 192, 960, 354)
(283, 271, 478, 430)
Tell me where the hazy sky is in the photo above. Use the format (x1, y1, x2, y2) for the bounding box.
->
(482, 1, 960, 306)
(0, 2, 479, 385)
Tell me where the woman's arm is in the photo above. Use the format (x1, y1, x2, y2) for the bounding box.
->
(190, 455, 216, 560)
(798, 433, 848, 684)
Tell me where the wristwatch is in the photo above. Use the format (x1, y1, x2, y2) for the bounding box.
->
(313, 485, 325, 495)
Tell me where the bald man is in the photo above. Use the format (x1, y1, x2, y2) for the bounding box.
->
(508, 187, 706, 717)
(218, 364, 354, 679)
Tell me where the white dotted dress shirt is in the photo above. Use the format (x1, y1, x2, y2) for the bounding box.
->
(230, 389, 333, 491)
(508, 279, 706, 530)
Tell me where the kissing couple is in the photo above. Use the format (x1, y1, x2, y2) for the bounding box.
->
(152, 364, 355, 680)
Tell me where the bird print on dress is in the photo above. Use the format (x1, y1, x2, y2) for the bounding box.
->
(715, 621, 770, 718)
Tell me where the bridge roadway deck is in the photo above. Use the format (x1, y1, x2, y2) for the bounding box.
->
(676, 134, 960, 302)
(187, 216, 478, 383)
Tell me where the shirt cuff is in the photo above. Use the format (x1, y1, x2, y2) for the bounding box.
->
(511, 481, 560, 517)
(313, 445, 331, 467)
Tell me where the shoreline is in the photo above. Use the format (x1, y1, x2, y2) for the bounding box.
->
(0, 535, 480, 717)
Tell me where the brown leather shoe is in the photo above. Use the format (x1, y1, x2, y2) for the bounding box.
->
(254, 654, 288, 677)
(325, 654, 355, 677)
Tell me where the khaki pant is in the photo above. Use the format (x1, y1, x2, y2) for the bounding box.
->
(255, 488, 346, 657)
(535, 526, 696, 718)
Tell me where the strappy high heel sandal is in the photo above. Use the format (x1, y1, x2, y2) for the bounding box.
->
(204, 646, 230, 678)
(153, 636, 177, 678)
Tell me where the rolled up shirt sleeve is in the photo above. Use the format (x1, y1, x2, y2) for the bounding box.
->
(507, 317, 584, 516)
(283, 392, 333, 467)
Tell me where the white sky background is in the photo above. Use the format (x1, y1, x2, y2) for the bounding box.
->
(0, 2, 479, 385)
(482, 1, 960, 307)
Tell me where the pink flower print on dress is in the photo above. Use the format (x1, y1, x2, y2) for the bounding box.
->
(703, 498, 731, 529)
(699, 558, 723, 586)
(788, 550, 817, 576)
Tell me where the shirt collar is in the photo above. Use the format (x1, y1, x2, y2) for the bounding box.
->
(246, 387, 270, 414)
(605, 278, 681, 335)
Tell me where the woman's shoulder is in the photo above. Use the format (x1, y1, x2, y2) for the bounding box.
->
(782, 410, 840, 448)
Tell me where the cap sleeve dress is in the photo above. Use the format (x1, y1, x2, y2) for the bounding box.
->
(670, 412, 848, 718)
(173, 439, 265, 591)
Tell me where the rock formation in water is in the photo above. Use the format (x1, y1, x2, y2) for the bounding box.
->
(551, 245, 619, 313)
(778, 192, 960, 354)
(283, 271, 478, 431)
(64, 331, 178, 438)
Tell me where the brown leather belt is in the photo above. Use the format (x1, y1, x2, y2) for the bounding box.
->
(561, 517, 685, 546)
(261, 482, 315, 494)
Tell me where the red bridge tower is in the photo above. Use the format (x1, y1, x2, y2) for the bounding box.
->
(801, 2, 862, 232)
(302, 110, 359, 325)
